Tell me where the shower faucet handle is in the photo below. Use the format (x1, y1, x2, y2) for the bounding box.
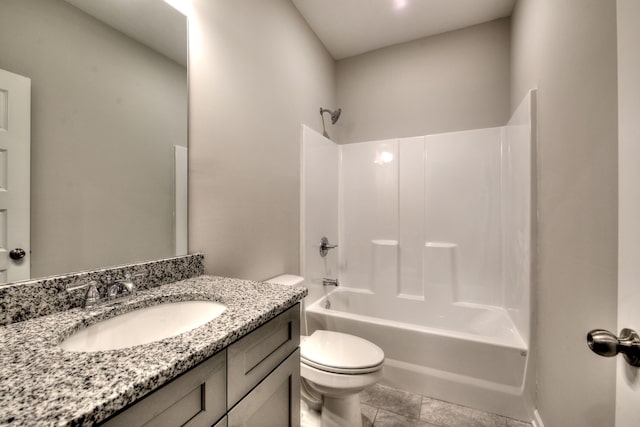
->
(319, 237, 338, 257)
(587, 328, 640, 367)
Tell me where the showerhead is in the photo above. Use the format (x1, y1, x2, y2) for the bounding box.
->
(329, 108, 341, 124)
(320, 107, 342, 139)
(320, 108, 342, 124)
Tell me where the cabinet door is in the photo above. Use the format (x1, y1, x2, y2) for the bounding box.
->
(103, 350, 226, 427)
(227, 305, 300, 407)
(228, 349, 300, 427)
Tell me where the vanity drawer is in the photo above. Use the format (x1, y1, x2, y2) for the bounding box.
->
(103, 349, 226, 427)
(227, 304, 300, 407)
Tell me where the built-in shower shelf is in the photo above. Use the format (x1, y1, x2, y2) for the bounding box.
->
(371, 239, 398, 246)
(425, 242, 456, 248)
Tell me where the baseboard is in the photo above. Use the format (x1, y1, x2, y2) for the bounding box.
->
(531, 410, 544, 427)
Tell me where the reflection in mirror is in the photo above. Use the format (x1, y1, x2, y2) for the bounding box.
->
(0, 0, 188, 285)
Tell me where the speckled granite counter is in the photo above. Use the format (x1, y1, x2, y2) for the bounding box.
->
(0, 275, 307, 426)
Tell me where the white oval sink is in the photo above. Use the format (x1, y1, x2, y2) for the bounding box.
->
(60, 301, 227, 352)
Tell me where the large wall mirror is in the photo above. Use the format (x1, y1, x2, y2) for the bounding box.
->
(0, 0, 188, 285)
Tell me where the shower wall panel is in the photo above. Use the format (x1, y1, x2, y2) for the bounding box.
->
(424, 128, 503, 306)
(300, 125, 339, 305)
(501, 91, 535, 344)
(398, 137, 426, 298)
(339, 128, 507, 308)
(340, 139, 398, 291)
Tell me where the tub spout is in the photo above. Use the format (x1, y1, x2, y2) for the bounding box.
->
(322, 278, 339, 287)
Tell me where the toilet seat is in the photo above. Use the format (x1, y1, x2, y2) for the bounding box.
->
(302, 358, 384, 375)
(301, 330, 384, 375)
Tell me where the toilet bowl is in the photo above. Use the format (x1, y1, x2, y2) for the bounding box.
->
(266, 275, 385, 427)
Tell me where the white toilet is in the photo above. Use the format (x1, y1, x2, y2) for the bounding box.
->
(266, 275, 384, 427)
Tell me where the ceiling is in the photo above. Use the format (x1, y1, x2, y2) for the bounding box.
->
(292, 0, 516, 60)
(63, 0, 187, 67)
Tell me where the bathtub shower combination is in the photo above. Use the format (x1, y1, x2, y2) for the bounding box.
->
(300, 91, 536, 421)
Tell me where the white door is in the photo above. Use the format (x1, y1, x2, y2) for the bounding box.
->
(616, 1, 640, 425)
(0, 69, 30, 284)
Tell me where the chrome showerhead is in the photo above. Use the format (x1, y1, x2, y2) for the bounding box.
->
(320, 107, 342, 139)
(320, 107, 341, 124)
(329, 108, 341, 124)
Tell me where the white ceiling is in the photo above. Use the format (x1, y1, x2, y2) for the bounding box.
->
(63, 0, 187, 67)
(292, 0, 516, 60)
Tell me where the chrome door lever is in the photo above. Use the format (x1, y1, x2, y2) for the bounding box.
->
(587, 328, 640, 367)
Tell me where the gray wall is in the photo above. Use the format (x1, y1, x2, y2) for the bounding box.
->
(335, 18, 511, 144)
(188, 0, 336, 280)
(0, 0, 187, 278)
(511, 1, 618, 426)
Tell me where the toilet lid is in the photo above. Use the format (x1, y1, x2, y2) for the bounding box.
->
(300, 330, 384, 374)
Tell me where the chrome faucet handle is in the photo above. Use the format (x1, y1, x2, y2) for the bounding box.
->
(106, 281, 121, 300)
(129, 270, 147, 292)
(319, 237, 338, 257)
(84, 281, 101, 308)
(119, 274, 135, 294)
(66, 280, 102, 308)
(131, 271, 147, 283)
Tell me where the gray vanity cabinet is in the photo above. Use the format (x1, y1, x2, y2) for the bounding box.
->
(101, 304, 300, 427)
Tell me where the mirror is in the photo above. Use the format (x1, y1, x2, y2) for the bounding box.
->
(0, 0, 188, 284)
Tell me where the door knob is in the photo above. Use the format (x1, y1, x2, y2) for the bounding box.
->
(9, 248, 26, 260)
(587, 328, 640, 367)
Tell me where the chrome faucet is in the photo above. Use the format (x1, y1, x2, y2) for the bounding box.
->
(106, 272, 145, 301)
(322, 277, 339, 287)
(107, 274, 133, 299)
(66, 271, 147, 309)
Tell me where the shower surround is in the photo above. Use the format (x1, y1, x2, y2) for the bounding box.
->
(300, 91, 536, 421)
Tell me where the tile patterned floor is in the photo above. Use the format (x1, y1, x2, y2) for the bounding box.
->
(301, 384, 532, 427)
(359, 384, 531, 427)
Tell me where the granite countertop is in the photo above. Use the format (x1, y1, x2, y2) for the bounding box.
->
(0, 275, 307, 426)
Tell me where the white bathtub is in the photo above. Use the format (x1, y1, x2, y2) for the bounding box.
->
(305, 288, 534, 421)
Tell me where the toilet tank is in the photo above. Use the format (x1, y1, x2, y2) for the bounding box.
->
(266, 274, 307, 334)
(265, 274, 304, 287)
